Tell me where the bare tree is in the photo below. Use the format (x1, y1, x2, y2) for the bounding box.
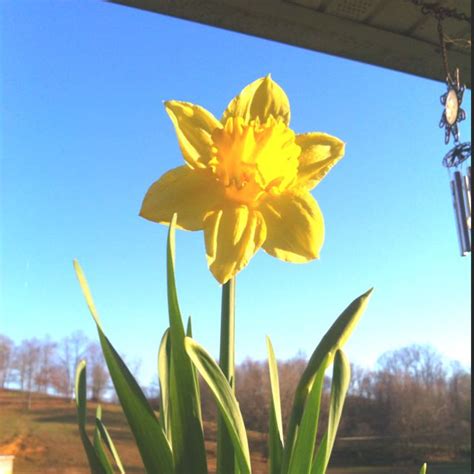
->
(278, 354, 306, 433)
(0, 335, 15, 388)
(349, 363, 375, 399)
(15, 338, 42, 409)
(448, 362, 471, 431)
(375, 344, 451, 437)
(86, 342, 110, 402)
(34, 337, 57, 393)
(377, 344, 446, 387)
(236, 358, 270, 433)
(48, 363, 69, 396)
(58, 331, 89, 399)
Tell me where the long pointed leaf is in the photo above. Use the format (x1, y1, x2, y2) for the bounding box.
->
(186, 317, 193, 337)
(95, 415, 126, 474)
(166, 216, 208, 474)
(287, 354, 329, 474)
(73, 260, 174, 474)
(311, 433, 327, 474)
(282, 289, 372, 473)
(312, 350, 351, 474)
(185, 337, 252, 474)
(93, 405, 114, 474)
(266, 337, 283, 474)
(187, 317, 203, 426)
(419, 463, 427, 474)
(158, 328, 172, 438)
(74, 361, 108, 474)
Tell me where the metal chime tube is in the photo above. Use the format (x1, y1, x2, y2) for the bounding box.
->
(463, 166, 471, 228)
(451, 170, 471, 255)
(450, 179, 463, 254)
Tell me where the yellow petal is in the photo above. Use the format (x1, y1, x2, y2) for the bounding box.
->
(260, 191, 324, 263)
(165, 100, 222, 169)
(295, 133, 345, 190)
(222, 75, 290, 125)
(140, 166, 221, 231)
(203, 206, 267, 284)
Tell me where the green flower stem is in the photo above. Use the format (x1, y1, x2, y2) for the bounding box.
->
(217, 277, 236, 474)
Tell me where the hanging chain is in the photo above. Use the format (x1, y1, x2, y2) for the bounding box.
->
(436, 19, 451, 82)
(407, 0, 471, 24)
(407, 1, 471, 82)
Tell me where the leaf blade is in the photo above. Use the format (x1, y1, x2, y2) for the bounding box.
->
(282, 289, 372, 473)
(74, 360, 108, 474)
(287, 354, 328, 474)
(158, 328, 172, 439)
(266, 336, 283, 474)
(93, 405, 115, 474)
(312, 349, 351, 474)
(166, 216, 208, 473)
(185, 337, 252, 474)
(73, 260, 174, 474)
(95, 415, 126, 474)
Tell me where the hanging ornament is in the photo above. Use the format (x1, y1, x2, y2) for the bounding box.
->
(435, 18, 471, 256)
(410, 1, 472, 256)
(439, 69, 467, 145)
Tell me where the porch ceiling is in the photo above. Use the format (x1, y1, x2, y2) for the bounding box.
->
(109, 0, 471, 88)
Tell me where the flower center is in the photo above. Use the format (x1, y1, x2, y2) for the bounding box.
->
(209, 116, 300, 205)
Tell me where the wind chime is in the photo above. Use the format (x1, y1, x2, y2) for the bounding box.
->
(438, 26, 471, 256)
(412, 1, 472, 255)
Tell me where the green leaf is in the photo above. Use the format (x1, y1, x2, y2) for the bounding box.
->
(419, 463, 427, 474)
(93, 405, 115, 474)
(312, 350, 351, 474)
(74, 360, 108, 474)
(75, 360, 88, 428)
(282, 289, 372, 473)
(187, 317, 203, 426)
(266, 337, 283, 474)
(95, 413, 126, 474)
(185, 337, 252, 474)
(73, 260, 174, 474)
(166, 216, 208, 474)
(158, 328, 172, 439)
(186, 317, 193, 337)
(287, 354, 329, 474)
(311, 433, 327, 474)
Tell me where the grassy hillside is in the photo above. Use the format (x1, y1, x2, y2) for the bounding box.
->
(0, 389, 469, 473)
(0, 389, 268, 473)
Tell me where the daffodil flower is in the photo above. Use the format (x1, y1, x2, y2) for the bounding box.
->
(140, 76, 345, 284)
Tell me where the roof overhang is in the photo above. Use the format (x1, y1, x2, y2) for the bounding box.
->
(108, 0, 471, 88)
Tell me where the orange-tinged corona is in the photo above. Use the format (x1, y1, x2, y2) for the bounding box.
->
(140, 76, 345, 283)
(210, 116, 300, 206)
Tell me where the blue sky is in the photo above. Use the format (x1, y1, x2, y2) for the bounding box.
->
(1, 0, 471, 386)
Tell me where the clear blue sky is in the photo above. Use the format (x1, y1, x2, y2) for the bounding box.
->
(1, 0, 471, 386)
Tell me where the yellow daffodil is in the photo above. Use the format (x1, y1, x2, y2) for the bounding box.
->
(140, 76, 345, 284)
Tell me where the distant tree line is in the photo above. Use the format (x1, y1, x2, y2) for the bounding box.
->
(221, 344, 469, 463)
(0, 331, 111, 408)
(1, 333, 470, 462)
